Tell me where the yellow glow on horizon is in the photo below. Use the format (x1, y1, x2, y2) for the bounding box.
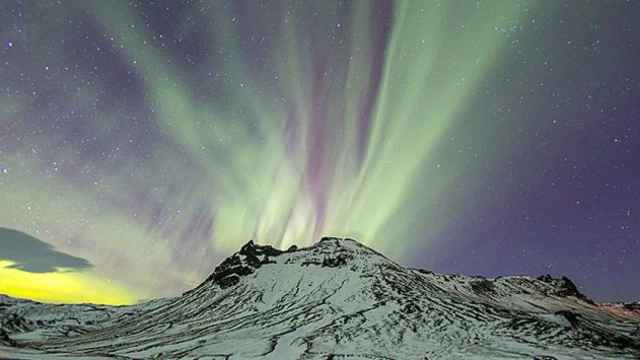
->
(0, 260, 142, 305)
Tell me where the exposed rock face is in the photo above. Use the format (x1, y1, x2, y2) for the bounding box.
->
(188, 240, 290, 291)
(624, 302, 640, 312)
(1, 237, 639, 359)
(536, 274, 593, 303)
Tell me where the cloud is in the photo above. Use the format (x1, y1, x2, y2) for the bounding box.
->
(0, 227, 92, 273)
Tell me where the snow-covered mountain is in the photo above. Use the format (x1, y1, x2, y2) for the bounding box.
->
(1, 237, 639, 359)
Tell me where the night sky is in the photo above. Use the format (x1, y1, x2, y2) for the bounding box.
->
(1, 0, 638, 304)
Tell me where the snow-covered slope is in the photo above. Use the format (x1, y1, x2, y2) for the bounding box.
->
(1, 237, 639, 359)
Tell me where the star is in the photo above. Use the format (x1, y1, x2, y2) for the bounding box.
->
(0, 0, 638, 304)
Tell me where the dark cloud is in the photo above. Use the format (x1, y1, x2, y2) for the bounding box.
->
(0, 227, 92, 273)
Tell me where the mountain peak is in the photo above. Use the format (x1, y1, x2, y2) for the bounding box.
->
(186, 240, 291, 293)
(186, 236, 394, 295)
(2, 236, 640, 359)
(238, 236, 371, 255)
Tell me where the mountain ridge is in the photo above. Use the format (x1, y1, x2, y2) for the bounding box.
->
(1, 236, 639, 359)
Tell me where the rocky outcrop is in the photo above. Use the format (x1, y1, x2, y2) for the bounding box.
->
(1, 237, 638, 359)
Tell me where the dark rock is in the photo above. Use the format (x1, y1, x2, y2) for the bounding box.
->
(555, 310, 580, 329)
(537, 274, 593, 304)
(321, 253, 351, 267)
(217, 274, 240, 289)
(0, 328, 18, 347)
(1, 236, 639, 358)
(536, 274, 554, 283)
(188, 240, 291, 293)
(470, 279, 496, 294)
(301, 260, 322, 267)
(261, 256, 276, 265)
(239, 240, 284, 258)
(623, 302, 640, 312)
(557, 276, 581, 297)
(320, 236, 341, 242)
(413, 268, 433, 275)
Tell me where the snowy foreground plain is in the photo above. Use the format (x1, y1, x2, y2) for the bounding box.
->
(1, 237, 639, 359)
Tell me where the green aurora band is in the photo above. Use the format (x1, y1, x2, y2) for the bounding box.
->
(1, 0, 537, 302)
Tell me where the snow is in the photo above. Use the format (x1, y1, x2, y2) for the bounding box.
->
(1, 237, 639, 359)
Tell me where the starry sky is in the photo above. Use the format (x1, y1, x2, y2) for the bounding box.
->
(0, 0, 638, 304)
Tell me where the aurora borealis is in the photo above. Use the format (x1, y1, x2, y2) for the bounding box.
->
(1, 0, 639, 304)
